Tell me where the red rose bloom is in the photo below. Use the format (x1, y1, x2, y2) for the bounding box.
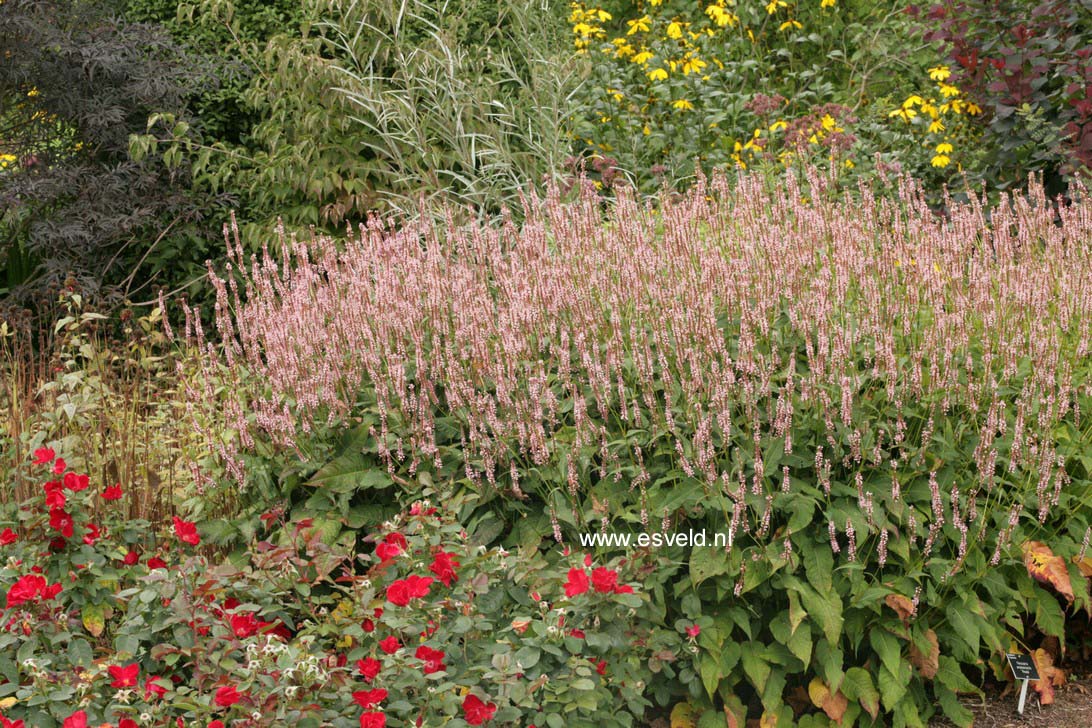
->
(590, 567, 618, 593)
(63, 472, 89, 492)
(357, 657, 381, 681)
(362, 618, 375, 632)
(119, 720, 138, 728)
(0, 528, 16, 545)
(379, 636, 401, 654)
(82, 523, 101, 546)
(414, 645, 446, 674)
(147, 556, 167, 569)
(462, 693, 497, 726)
(428, 550, 460, 586)
(102, 484, 123, 500)
(62, 711, 87, 728)
(213, 685, 243, 707)
(123, 550, 140, 565)
(44, 484, 66, 510)
(109, 663, 139, 688)
(173, 516, 200, 546)
(32, 447, 55, 465)
(352, 688, 388, 708)
(405, 574, 433, 598)
(145, 676, 168, 700)
(386, 580, 411, 606)
(52, 458, 66, 474)
(564, 568, 589, 597)
(6, 574, 44, 608)
(375, 531, 406, 562)
(208, 722, 225, 728)
(48, 509, 74, 539)
(359, 713, 386, 728)
(1, 718, 26, 728)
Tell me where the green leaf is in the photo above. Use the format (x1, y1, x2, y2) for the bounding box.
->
(841, 667, 880, 720)
(945, 603, 980, 656)
(877, 661, 909, 711)
(936, 655, 978, 694)
(937, 684, 974, 727)
(741, 644, 771, 694)
(701, 652, 722, 698)
(803, 544, 833, 595)
(307, 455, 391, 493)
(870, 629, 903, 676)
(690, 546, 732, 587)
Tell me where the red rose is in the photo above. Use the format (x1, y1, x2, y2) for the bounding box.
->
(405, 574, 433, 598)
(414, 645, 446, 674)
(428, 550, 460, 586)
(359, 713, 386, 728)
(590, 567, 618, 593)
(44, 485, 66, 510)
(462, 693, 497, 726)
(119, 720, 138, 728)
(379, 636, 401, 654)
(109, 663, 139, 688)
(145, 676, 168, 700)
(614, 584, 634, 594)
(82, 523, 100, 546)
(564, 568, 589, 597)
(0, 715, 25, 728)
(213, 685, 243, 707)
(375, 532, 406, 562)
(362, 618, 375, 632)
(208, 722, 225, 728)
(32, 447, 55, 465)
(592, 658, 607, 675)
(357, 657, 382, 681)
(0, 528, 16, 545)
(63, 472, 89, 492)
(48, 509, 74, 539)
(62, 711, 87, 728)
(102, 484, 123, 500)
(386, 580, 411, 606)
(352, 688, 388, 708)
(173, 516, 200, 546)
(6, 574, 45, 608)
(686, 624, 701, 638)
(147, 556, 167, 569)
(583, 554, 592, 567)
(123, 550, 140, 566)
(41, 582, 62, 600)
(52, 458, 66, 474)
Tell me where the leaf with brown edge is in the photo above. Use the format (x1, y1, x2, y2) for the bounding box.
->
(1023, 541, 1075, 602)
(669, 702, 697, 728)
(809, 677, 849, 724)
(1031, 648, 1066, 705)
(884, 593, 916, 623)
(1074, 555, 1092, 579)
(909, 628, 940, 679)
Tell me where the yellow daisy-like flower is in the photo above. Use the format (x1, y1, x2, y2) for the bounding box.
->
(927, 119, 945, 133)
(682, 56, 707, 75)
(0, 154, 17, 169)
(627, 15, 651, 35)
(667, 21, 684, 39)
(769, 120, 787, 132)
(779, 19, 803, 31)
(706, 5, 738, 27)
(820, 114, 839, 132)
(938, 83, 961, 98)
(648, 67, 669, 81)
(643, 124, 651, 135)
(821, 0, 837, 7)
(844, 158, 855, 168)
(889, 108, 917, 122)
(902, 95, 925, 109)
(928, 65, 951, 81)
(931, 154, 950, 167)
(965, 102, 983, 115)
(673, 98, 695, 111)
(935, 142, 954, 154)
(632, 50, 655, 65)
(766, 0, 788, 13)
(595, 9, 612, 22)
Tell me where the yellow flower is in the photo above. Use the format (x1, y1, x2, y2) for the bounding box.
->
(919, 101, 938, 118)
(650, 0, 662, 4)
(766, 0, 788, 13)
(889, 108, 917, 122)
(965, 101, 983, 115)
(627, 15, 651, 35)
(935, 142, 953, 154)
(928, 65, 951, 81)
(902, 95, 925, 109)
(779, 19, 803, 31)
(844, 158, 855, 168)
(648, 67, 669, 81)
(931, 154, 950, 167)
(807, 133, 819, 144)
(596, 9, 612, 22)
(769, 120, 787, 132)
(607, 87, 624, 102)
(927, 119, 945, 133)
(27, 87, 39, 98)
(0, 154, 16, 169)
(706, 5, 738, 27)
(643, 124, 651, 135)
(673, 98, 695, 111)
(667, 22, 684, 39)
(821, 0, 837, 7)
(632, 50, 655, 65)
(681, 56, 707, 75)
(938, 83, 960, 98)
(820, 114, 839, 132)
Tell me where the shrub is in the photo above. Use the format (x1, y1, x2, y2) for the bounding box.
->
(920, 0, 1092, 195)
(0, 449, 669, 726)
(195, 167, 1092, 725)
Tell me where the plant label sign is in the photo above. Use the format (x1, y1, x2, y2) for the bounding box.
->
(1006, 653, 1039, 714)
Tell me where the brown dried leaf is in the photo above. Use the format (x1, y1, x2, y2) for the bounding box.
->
(1023, 541, 1075, 603)
(909, 628, 940, 679)
(884, 593, 916, 622)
